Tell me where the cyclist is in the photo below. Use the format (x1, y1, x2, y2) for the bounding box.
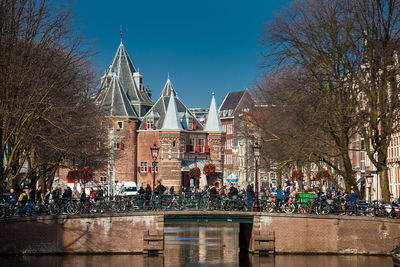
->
(17, 189, 29, 216)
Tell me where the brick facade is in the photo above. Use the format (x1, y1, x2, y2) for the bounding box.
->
(137, 129, 225, 190)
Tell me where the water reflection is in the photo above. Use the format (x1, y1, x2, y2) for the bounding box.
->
(0, 222, 393, 267)
(164, 223, 239, 266)
(0, 254, 392, 267)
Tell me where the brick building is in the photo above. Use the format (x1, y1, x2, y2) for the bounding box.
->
(94, 41, 225, 189)
(219, 90, 254, 188)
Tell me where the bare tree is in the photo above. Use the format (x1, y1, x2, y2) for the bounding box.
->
(349, 0, 400, 201)
(0, 0, 108, 195)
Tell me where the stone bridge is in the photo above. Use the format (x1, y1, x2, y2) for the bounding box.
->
(0, 211, 399, 255)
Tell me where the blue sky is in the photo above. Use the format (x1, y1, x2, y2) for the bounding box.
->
(73, 0, 291, 108)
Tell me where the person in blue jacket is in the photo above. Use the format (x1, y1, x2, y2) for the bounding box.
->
(276, 185, 284, 211)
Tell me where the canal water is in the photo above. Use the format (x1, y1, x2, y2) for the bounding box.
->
(0, 222, 392, 267)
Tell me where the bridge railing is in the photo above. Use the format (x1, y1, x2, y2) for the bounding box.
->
(0, 193, 399, 219)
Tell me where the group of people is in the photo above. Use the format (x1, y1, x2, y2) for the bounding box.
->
(3, 184, 107, 216)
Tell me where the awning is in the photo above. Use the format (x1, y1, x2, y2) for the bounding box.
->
(181, 159, 207, 171)
(227, 173, 238, 183)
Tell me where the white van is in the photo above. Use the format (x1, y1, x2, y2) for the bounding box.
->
(121, 181, 138, 196)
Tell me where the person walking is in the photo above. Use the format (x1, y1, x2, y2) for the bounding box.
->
(155, 180, 166, 210)
(209, 183, 217, 210)
(350, 189, 358, 215)
(246, 181, 255, 210)
(276, 185, 284, 212)
(144, 184, 152, 208)
(44, 188, 52, 205)
(89, 188, 95, 203)
(138, 186, 145, 211)
(36, 185, 43, 205)
(62, 187, 72, 213)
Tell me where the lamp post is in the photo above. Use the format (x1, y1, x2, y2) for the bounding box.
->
(150, 144, 159, 190)
(366, 175, 373, 203)
(252, 142, 262, 212)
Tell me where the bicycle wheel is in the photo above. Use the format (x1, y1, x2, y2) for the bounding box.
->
(67, 203, 77, 215)
(320, 204, 331, 215)
(283, 203, 295, 214)
(88, 203, 97, 213)
(49, 204, 60, 215)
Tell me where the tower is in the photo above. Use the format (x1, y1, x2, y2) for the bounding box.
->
(97, 41, 154, 183)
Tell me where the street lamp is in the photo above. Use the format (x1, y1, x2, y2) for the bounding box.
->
(252, 142, 262, 212)
(366, 175, 373, 203)
(150, 144, 160, 190)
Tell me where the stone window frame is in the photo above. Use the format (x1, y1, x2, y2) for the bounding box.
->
(198, 138, 204, 153)
(117, 121, 123, 129)
(146, 118, 154, 130)
(113, 137, 121, 150)
(189, 138, 195, 153)
(188, 117, 194, 130)
(140, 162, 148, 173)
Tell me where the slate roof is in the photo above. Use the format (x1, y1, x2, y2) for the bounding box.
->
(219, 90, 245, 111)
(97, 74, 138, 117)
(97, 41, 153, 118)
(140, 77, 203, 131)
(161, 76, 177, 97)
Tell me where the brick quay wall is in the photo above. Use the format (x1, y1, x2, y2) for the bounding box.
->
(0, 213, 164, 255)
(0, 212, 398, 255)
(251, 214, 399, 255)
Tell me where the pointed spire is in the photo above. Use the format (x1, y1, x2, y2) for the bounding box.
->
(120, 25, 123, 43)
(161, 95, 183, 130)
(161, 75, 177, 97)
(204, 92, 223, 132)
(107, 43, 151, 106)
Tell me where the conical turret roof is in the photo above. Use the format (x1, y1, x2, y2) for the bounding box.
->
(161, 76, 177, 97)
(161, 93, 183, 130)
(204, 93, 223, 132)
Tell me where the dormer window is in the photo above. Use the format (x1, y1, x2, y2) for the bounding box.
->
(146, 118, 154, 130)
(188, 117, 194, 130)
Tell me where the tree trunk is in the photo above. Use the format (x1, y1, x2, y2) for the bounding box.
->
(379, 169, 390, 202)
(277, 169, 282, 188)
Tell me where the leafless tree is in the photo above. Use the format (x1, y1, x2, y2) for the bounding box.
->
(0, 0, 108, 195)
(258, 0, 400, 200)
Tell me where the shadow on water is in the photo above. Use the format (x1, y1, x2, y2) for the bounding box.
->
(0, 222, 393, 267)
